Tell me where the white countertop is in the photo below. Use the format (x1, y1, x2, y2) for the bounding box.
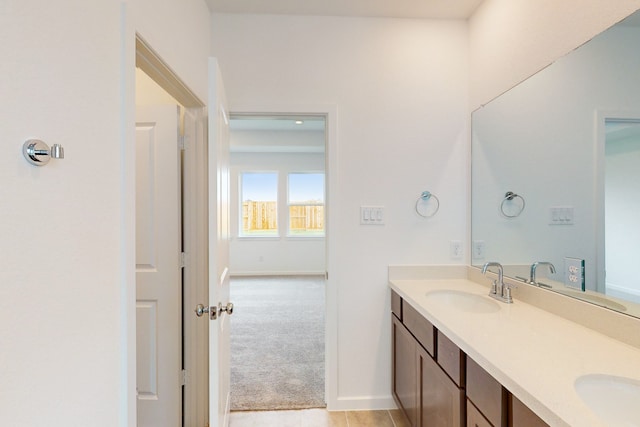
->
(390, 276, 640, 427)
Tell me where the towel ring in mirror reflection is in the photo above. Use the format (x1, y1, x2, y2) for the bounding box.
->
(415, 191, 440, 218)
(500, 191, 525, 218)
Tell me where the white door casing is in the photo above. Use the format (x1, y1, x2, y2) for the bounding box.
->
(209, 58, 232, 427)
(135, 105, 182, 427)
(183, 106, 210, 427)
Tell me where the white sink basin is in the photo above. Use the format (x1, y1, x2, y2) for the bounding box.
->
(425, 290, 500, 313)
(575, 374, 640, 425)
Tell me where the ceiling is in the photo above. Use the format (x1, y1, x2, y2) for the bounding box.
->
(230, 115, 326, 153)
(206, 0, 484, 20)
(230, 115, 325, 132)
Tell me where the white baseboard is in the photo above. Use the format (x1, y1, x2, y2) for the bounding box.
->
(606, 282, 640, 303)
(326, 395, 398, 412)
(230, 271, 326, 277)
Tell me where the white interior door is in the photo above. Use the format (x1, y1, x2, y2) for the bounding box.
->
(208, 58, 232, 427)
(136, 105, 182, 427)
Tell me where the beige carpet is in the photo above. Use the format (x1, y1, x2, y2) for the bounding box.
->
(229, 276, 325, 411)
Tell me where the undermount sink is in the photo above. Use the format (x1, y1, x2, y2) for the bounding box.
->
(574, 374, 640, 425)
(425, 290, 500, 313)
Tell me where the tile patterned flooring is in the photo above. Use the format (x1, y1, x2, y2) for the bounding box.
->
(229, 408, 410, 427)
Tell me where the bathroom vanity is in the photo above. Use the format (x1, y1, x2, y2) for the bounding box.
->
(389, 266, 640, 427)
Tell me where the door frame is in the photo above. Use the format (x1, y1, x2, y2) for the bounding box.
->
(228, 104, 338, 409)
(135, 34, 209, 426)
(595, 110, 640, 296)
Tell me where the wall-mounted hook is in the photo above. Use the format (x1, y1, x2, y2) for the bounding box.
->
(23, 139, 65, 166)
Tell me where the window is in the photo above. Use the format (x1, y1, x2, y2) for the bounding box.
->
(240, 172, 278, 237)
(288, 173, 325, 236)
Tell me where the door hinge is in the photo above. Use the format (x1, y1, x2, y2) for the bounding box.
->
(180, 252, 187, 268)
(180, 369, 188, 386)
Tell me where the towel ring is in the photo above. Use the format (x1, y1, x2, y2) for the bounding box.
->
(500, 191, 525, 218)
(415, 191, 440, 218)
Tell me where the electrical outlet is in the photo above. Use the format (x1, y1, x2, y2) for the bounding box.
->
(564, 257, 585, 290)
(472, 240, 485, 259)
(450, 240, 463, 259)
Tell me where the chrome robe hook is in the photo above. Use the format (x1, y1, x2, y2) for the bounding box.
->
(23, 139, 65, 166)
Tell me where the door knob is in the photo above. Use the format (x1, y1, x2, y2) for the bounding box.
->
(218, 302, 234, 316)
(195, 304, 210, 317)
(195, 303, 233, 320)
(195, 304, 217, 320)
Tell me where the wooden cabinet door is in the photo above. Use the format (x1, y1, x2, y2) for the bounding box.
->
(418, 344, 464, 427)
(393, 316, 418, 426)
(510, 395, 549, 427)
(467, 357, 507, 427)
(467, 400, 493, 427)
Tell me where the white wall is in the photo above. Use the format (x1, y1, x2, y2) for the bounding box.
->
(212, 14, 470, 408)
(0, 0, 210, 425)
(230, 147, 326, 275)
(211, 4, 640, 411)
(2, 0, 637, 421)
(130, 0, 211, 102)
(469, 0, 640, 109)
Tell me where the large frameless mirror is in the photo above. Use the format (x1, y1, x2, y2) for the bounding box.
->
(471, 9, 640, 318)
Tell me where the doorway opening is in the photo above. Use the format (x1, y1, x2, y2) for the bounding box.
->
(228, 114, 327, 411)
(134, 34, 208, 427)
(604, 118, 640, 303)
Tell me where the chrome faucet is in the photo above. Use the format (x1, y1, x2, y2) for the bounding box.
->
(482, 262, 515, 303)
(530, 261, 556, 285)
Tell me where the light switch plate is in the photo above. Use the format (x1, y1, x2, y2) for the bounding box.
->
(549, 206, 574, 225)
(564, 257, 585, 290)
(360, 206, 384, 225)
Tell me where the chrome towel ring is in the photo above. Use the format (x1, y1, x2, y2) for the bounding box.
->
(415, 191, 440, 218)
(501, 191, 525, 218)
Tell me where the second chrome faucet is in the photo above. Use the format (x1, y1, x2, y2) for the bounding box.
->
(482, 262, 515, 304)
(530, 261, 556, 285)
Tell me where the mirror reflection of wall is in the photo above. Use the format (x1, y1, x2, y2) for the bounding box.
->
(605, 119, 640, 304)
(471, 9, 640, 317)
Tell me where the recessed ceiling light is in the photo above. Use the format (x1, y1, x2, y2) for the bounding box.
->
(295, 120, 304, 125)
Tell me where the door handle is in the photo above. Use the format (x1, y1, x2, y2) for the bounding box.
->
(218, 302, 234, 316)
(195, 304, 215, 319)
(195, 302, 234, 320)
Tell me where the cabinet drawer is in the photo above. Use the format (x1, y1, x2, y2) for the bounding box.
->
(437, 330, 465, 387)
(510, 394, 549, 427)
(403, 302, 435, 356)
(467, 357, 507, 427)
(467, 400, 493, 427)
(391, 290, 402, 320)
